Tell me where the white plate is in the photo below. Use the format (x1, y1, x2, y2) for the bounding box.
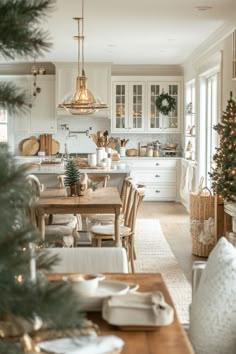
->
(79, 280, 139, 311)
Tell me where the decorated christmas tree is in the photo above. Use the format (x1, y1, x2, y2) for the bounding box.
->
(0, 1, 84, 353)
(210, 92, 236, 201)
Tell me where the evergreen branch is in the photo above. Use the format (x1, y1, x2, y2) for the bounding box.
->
(0, 83, 29, 114)
(0, 0, 55, 60)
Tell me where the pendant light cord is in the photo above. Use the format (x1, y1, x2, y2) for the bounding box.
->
(81, 0, 85, 75)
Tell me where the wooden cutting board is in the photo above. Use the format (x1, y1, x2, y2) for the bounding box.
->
(20, 136, 40, 156)
(52, 139, 60, 155)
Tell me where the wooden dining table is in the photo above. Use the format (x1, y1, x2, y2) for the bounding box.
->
(37, 187, 122, 246)
(47, 272, 194, 354)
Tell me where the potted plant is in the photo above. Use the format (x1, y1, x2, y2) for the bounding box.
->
(64, 159, 81, 196)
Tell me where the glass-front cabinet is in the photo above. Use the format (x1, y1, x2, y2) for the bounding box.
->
(147, 82, 180, 132)
(112, 81, 145, 132)
(111, 76, 182, 133)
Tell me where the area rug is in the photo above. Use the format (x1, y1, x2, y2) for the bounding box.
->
(135, 219, 192, 324)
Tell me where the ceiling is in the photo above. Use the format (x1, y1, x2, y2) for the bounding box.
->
(13, 0, 236, 65)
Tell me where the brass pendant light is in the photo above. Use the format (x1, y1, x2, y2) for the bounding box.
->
(58, 0, 108, 115)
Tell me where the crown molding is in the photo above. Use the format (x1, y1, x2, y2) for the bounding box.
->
(183, 22, 236, 66)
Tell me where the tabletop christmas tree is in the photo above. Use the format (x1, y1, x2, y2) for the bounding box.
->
(64, 159, 81, 195)
(0, 2, 85, 353)
(209, 92, 236, 201)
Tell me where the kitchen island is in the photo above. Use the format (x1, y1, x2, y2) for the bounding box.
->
(14, 157, 131, 192)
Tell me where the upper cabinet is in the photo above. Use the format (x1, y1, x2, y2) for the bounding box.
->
(0, 75, 56, 134)
(111, 81, 145, 132)
(111, 76, 183, 133)
(30, 75, 56, 133)
(54, 62, 111, 118)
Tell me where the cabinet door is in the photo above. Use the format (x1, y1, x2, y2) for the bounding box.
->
(163, 82, 180, 131)
(111, 81, 129, 132)
(30, 76, 56, 133)
(128, 82, 145, 132)
(147, 81, 181, 132)
(147, 83, 162, 131)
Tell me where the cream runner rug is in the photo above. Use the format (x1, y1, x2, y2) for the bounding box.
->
(135, 219, 192, 324)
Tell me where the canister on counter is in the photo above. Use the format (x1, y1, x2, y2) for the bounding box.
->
(146, 146, 154, 157)
(96, 147, 105, 165)
(88, 153, 97, 167)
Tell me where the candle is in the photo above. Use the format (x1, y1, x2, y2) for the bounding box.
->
(29, 243, 36, 283)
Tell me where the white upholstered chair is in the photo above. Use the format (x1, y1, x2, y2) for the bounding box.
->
(39, 247, 129, 273)
(189, 237, 236, 354)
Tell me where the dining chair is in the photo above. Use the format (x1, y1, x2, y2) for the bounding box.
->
(25, 174, 79, 247)
(90, 184, 145, 272)
(86, 177, 133, 225)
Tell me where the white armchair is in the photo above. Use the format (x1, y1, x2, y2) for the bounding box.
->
(189, 237, 236, 354)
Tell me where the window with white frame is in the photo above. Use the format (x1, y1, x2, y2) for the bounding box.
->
(0, 110, 8, 142)
(199, 71, 219, 188)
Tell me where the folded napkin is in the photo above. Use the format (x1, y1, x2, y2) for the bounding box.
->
(102, 291, 174, 327)
(39, 335, 124, 354)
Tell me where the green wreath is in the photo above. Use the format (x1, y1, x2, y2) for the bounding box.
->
(155, 92, 176, 115)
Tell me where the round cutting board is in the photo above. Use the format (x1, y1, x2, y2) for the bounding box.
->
(21, 136, 40, 156)
(51, 139, 60, 155)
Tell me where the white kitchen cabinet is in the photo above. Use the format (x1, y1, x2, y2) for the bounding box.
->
(0, 75, 56, 134)
(147, 81, 181, 132)
(111, 76, 183, 133)
(30, 75, 56, 133)
(55, 62, 111, 118)
(111, 80, 145, 132)
(122, 157, 179, 201)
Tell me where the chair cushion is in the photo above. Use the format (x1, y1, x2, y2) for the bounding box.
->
(189, 237, 236, 354)
(91, 223, 131, 237)
(45, 214, 77, 226)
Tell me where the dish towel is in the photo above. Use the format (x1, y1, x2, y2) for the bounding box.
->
(102, 291, 174, 327)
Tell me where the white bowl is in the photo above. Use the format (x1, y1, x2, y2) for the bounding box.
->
(63, 274, 105, 296)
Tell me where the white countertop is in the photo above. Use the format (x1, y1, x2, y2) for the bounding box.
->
(28, 165, 131, 175)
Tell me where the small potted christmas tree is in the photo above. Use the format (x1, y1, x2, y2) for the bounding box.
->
(64, 159, 81, 196)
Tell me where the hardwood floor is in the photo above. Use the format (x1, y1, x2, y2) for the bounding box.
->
(138, 201, 205, 283)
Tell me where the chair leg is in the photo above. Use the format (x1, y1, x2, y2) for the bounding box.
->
(130, 237, 135, 273)
(97, 238, 102, 247)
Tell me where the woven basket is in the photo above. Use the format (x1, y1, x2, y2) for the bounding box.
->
(190, 186, 216, 257)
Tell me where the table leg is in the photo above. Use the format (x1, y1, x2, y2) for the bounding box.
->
(114, 208, 121, 247)
(37, 209, 46, 241)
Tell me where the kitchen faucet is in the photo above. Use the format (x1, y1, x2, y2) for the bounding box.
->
(60, 124, 92, 139)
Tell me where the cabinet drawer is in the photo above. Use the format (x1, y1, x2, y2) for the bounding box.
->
(131, 170, 176, 183)
(127, 159, 177, 169)
(144, 185, 176, 201)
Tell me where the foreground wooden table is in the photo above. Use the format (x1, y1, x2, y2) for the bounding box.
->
(48, 273, 194, 354)
(38, 187, 122, 245)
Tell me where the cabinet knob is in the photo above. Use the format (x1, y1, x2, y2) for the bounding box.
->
(155, 190, 160, 193)
(155, 174, 160, 177)
(156, 163, 159, 166)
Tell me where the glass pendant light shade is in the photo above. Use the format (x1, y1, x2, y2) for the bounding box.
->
(58, 1, 108, 116)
